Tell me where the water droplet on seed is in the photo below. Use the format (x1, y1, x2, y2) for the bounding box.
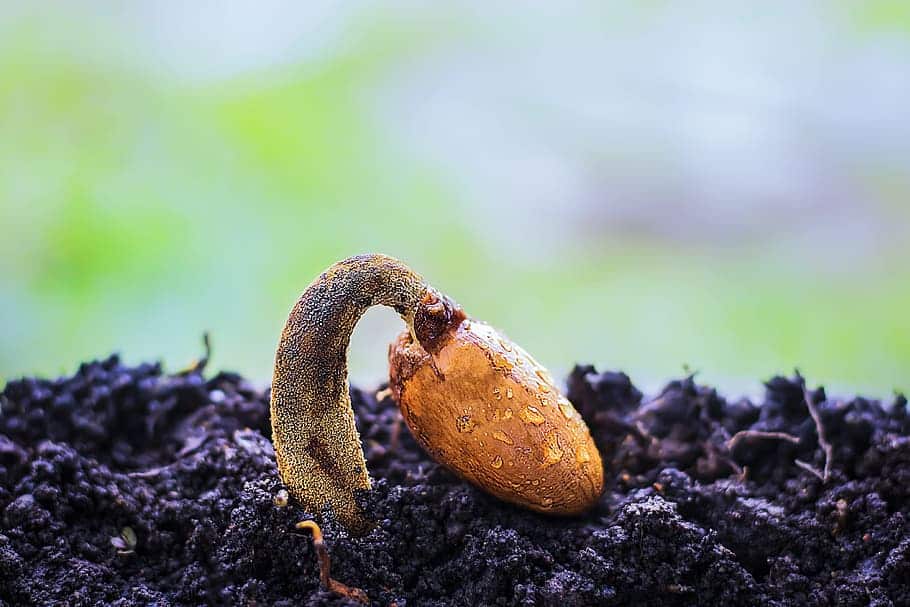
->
(575, 446, 591, 464)
(541, 432, 564, 466)
(506, 387, 513, 399)
(492, 354, 513, 371)
(536, 369, 554, 385)
(492, 430, 514, 445)
(491, 455, 503, 469)
(519, 405, 546, 425)
(558, 400, 574, 419)
(492, 387, 501, 400)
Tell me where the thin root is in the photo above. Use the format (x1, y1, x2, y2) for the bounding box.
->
(802, 380, 834, 482)
(795, 459, 825, 481)
(296, 520, 369, 604)
(726, 430, 800, 451)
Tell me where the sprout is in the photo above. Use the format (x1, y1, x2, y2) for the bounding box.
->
(270, 254, 604, 534)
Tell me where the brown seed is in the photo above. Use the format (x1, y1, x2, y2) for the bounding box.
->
(389, 317, 604, 515)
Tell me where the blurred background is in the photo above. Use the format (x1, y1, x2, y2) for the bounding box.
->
(1, 2, 908, 397)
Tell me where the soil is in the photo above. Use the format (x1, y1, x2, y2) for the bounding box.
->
(1, 354, 908, 606)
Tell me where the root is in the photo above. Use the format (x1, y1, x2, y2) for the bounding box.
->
(794, 458, 825, 481)
(296, 520, 368, 604)
(801, 378, 834, 482)
(725, 430, 800, 451)
(725, 374, 835, 484)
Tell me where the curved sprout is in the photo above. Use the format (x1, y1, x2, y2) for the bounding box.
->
(271, 253, 605, 533)
(270, 254, 428, 532)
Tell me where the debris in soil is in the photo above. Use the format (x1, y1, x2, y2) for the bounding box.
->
(1, 355, 908, 606)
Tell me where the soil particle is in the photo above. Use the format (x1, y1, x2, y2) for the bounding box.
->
(1, 355, 908, 606)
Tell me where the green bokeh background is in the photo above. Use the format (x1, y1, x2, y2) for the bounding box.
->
(1, 4, 908, 396)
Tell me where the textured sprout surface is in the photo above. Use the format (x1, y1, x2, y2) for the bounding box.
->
(1, 355, 909, 606)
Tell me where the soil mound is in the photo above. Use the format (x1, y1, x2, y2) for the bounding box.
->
(1, 356, 908, 605)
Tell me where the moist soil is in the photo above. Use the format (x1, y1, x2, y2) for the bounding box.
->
(1, 354, 908, 606)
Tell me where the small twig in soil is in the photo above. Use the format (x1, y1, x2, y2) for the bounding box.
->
(802, 381, 834, 482)
(713, 445, 744, 477)
(127, 467, 171, 479)
(295, 520, 368, 604)
(794, 459, 825, 481)
(713, 428, 745, 476)
(180, 332, 212, 375)
(725, 430, 800, 451)
(127, 440, 210, 478)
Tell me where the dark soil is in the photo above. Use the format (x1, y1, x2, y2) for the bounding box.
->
(1, 354, 908, 606)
